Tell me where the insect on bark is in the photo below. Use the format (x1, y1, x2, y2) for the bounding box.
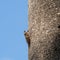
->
(24, 30, 30, 47)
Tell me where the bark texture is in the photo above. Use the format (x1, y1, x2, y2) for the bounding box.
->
(28, 0, 60, 60)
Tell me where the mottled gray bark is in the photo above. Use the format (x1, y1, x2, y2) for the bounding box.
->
(28, 0, 60, 60)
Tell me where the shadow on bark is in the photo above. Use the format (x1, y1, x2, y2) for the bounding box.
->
(53, 33, 60, 60)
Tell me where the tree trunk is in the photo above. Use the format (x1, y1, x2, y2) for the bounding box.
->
(28, 0, 60, 60)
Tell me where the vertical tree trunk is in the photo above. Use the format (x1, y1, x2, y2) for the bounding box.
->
(28, 0, 60, 60)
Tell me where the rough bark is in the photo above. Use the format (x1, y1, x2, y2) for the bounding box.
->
(28, 0, 60, 60)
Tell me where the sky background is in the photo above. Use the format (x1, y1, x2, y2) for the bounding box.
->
(0, 0, 28, 60)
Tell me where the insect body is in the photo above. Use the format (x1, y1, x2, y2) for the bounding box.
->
(24, 30, 30, 47)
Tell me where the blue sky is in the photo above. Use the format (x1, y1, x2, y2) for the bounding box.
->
(0, 0, 28, 60)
